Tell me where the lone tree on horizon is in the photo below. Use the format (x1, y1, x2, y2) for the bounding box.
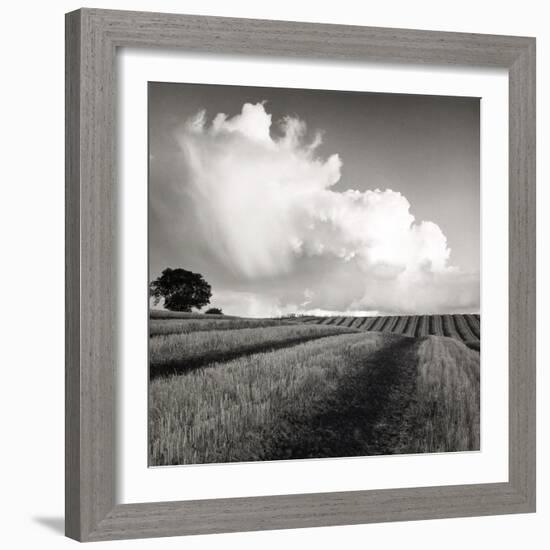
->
(149, 267, 212, 312)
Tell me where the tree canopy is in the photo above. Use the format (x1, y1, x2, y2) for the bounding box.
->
(149, 268, 212, 312)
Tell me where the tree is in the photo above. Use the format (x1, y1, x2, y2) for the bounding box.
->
(149, 268, 211, 312)
(205, 307, 223, 315)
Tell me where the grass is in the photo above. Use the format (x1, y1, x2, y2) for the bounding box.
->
(399, 335, 480, 453)
(148, 310, 481, 465)
(150, 323, 360, 377)
(149, 327, 480, 465)
(150, 318, 288, 337)
(305, 314, 480, 346)
(465, 314, 481, 340)
(149, 332, 394, 465)
(430, 315, 444, 336)
(463, 340, 481, 352)
(393, 315, 409, 334)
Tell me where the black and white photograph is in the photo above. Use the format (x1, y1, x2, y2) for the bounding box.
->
(148, 82, 481, 467)
(2, 0, 542, 546)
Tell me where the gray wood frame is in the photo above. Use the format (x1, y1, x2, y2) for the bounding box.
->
(65, 8, 536, 542)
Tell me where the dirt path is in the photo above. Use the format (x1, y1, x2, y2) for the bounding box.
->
(258, 336, 421, 460)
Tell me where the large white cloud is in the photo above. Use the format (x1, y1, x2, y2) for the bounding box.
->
(174, 102, 479, 315)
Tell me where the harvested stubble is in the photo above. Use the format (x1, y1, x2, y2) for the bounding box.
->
(399, 335, 480, 453)
(150, 323, 360, 376)
(150, 318, 287, 337)
(149, 332, 392, 465)
(149, 328, 480, 465)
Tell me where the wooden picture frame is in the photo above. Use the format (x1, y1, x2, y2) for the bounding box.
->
(65, 8, 536, 542)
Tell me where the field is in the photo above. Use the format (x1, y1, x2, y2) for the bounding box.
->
(303, 314, 481, 351)
(149, 311, 481, 466)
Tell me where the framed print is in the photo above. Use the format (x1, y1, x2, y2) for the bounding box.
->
(65, 8, 536, 542)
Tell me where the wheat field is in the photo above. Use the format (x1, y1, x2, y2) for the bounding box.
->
(149, 313, 480, 466)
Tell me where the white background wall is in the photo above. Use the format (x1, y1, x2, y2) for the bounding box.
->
(0, 0, 546, 548)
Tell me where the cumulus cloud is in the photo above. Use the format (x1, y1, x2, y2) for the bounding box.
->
(174, 102, 479, 315)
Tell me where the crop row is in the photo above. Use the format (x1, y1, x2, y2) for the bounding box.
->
(149, 323, 360, 377)
(309, 314, 480, 344)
